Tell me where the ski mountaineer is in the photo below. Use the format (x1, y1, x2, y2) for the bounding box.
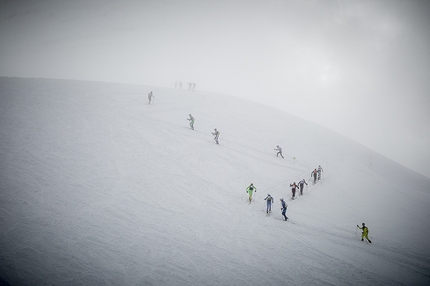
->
(311, 169, 318, 184)
(187, 114, 195, 130)
(318, 165, 324, 180)
(290, 182, 299, 199)
(246, 183, 257, 203)
(274, 145, 284, 158)
(280, 198, 288, 221)
(357, 223, 372, 243)
(212, 128, 220, 144)
(264, 194, 274, 214)
(148, 91, 154, 104)
(298, 179, 308, 196)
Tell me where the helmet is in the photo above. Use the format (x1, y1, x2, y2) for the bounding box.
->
(362, 223, 365, 226)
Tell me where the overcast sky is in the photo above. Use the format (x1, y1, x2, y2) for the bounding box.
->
(1, 0, 429, 178)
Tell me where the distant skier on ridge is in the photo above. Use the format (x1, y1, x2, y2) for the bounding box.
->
(148, 91, 154, 104)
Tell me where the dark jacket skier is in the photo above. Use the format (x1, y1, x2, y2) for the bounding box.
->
(264, 194, 274, 214)
(290, 182, 299, 199)
(311, 169, 318, 183)
(298, 179, 308, 195)
(280, 198, 288, 221)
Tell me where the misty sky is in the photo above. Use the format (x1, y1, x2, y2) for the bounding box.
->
(1, 0, 429, 177)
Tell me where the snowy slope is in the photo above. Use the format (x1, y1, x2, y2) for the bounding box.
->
(0, 77, 429, 286)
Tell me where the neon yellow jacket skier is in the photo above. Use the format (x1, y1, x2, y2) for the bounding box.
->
(357, 223, 372, 243)
(246, 183, 257, 202)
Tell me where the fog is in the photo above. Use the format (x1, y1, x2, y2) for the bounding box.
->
(1, 0, 429, 177)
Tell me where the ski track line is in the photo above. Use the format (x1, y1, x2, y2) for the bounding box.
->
(293, 234, 377, 285)
(174, 247, 202, 274)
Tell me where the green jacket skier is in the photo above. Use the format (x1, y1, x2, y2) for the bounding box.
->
(357, 223, 372, 243)
(246, 183, 257, 203)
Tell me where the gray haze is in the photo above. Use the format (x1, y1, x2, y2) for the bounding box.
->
(1, 0, 429, 177)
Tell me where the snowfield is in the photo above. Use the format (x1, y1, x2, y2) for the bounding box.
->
(1, 77, 429, 285)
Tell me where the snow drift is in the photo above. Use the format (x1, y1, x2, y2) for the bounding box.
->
(0, 77, 429, 285)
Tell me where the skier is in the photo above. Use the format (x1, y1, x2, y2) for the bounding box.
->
(274, 145, 284, 158)
(246, 183, 257, 203)
(290, 182, 299, 199)
(311, 169, 318, 184)
(357, 223, 372, 243)
(318, 165, 324, 180)
(187, 114, 195, 130)
(298, 179, 308, 196)
(264, 194, 274, 214)
(280, 198, 288, 221)
(148, 91, 154, 104)
(212, 128, 220, 144)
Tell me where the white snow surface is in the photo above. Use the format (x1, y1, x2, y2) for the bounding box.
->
(1, 77, 429, 286)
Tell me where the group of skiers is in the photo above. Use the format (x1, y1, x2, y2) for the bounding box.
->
(246, 184, 289, 221)
(187, 82, 197, 91)
(173, 81, 196, 91)
(152, 90, 371, 243)
(264, 194, 288, 221)
(185, 114, 220, 145)
(246, 181, 372, 242)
